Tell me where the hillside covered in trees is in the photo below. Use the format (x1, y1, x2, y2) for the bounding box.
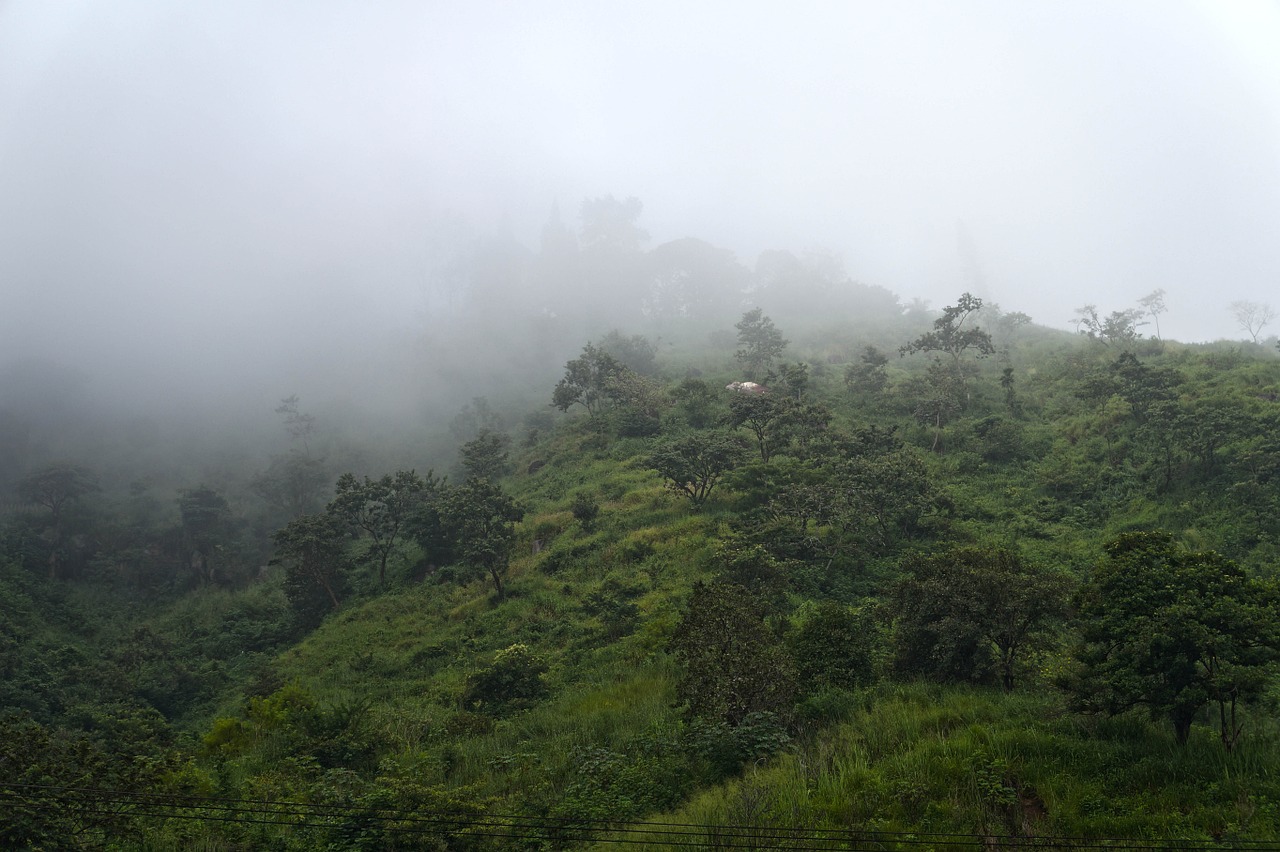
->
(4, 219, 1280, 849)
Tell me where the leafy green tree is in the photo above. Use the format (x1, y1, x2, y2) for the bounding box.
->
(671, 377, 720, 429)
(889, 545, 1069, 690)
(273, 513, 349, 626)
(900, 292, 995, 386)
(597, 329, 659, 375)
(604, 368, 667, 436)
(1073, 304, 1145, 347)
(177, 485, 234, 586)
(776, 445, 937, 563)
(438, 479, 524, 600)
(570, 491, 600, 531)
(552, 343, 624, 418)
(460, 644, 549, 715)
(905, 359, 965, 453)
(648, 431, 744, 509)
(670, 581, 796, 727)
(328, 469, 437, 585)
(725, 391, 794, 462)
(459, 430, 511, 481)
(844, 345, 889, 395)
(734, 308, 788, 379)
(772, 361, 810, 401)
(250, 450, 329, 520)
(1069, 532, 1280, 747)
(15, 463, 98, 578)
(789, 602, 878, 692)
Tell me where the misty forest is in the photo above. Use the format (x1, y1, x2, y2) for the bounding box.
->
(4, 2, 1280, 850)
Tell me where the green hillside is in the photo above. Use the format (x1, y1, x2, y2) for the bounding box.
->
(4, 291, 1280, 850)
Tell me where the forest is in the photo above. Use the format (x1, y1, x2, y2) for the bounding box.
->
(3, 205, 1280, 851)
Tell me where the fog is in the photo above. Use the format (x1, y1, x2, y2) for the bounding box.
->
(2, 0, 1279, 434)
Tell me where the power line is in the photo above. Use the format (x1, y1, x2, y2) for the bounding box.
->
(4, 783, 1276, 850)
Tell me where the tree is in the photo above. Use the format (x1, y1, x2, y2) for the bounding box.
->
(788, 602, 877, 692)
(1230, 300, 1275, 343)
(670, 581, 796, 727)
(177, 485, 234, 586)
(328, 470, 437, 585)
(552, 343, 624, 418)
(460, 644, 549, 715)
(250, 451, 329, 520)
(1073, 305, 1145, 348)
(273, 513, 349, 626)
(459, 431, 510, 481)
(1069, 532, 1280, 747)
(844, 346, 889, 395)
(906, 359, 964, 453)
(438, 479, 524, 600)
(889, 545, 1069, 690)
(1138, 289, 1167, 341)
(597, 330, 658, 376)
(725, 392, 794, 462)
(772, 362, 810, 402)
(671, 378, 720, 429)
(648, 431, 744, 509)
(15, 463, 98, 578)
(734, 308, 788, 379)
(900, 292, 995, 384)
(579, 195, 648, 252)
(275, 394, 316, 451)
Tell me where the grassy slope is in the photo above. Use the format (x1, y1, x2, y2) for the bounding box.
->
(180, 326, 1280, 846)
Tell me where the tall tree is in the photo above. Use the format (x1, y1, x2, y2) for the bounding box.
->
(889, 545, 1069, 690)
(15, 463, 98, 579)
(900, 292, 994, 400)
(273, 513, 349, 626)
(648, 431, 745, 509)
(328, 470, 438, 585)
(438, 480, 524, 600)
(1073, 305, 1145, 348)
(1230, 300, 1276, 343)
(459, 431, 511, 482)
(734, 308, 788, 379)
(1138, 289, 1167, 341)
(1069, 532, 1280, 747)
(177, 485, 234, 586)
(670, 581, 796, 727)
(552, 343, 624, 418)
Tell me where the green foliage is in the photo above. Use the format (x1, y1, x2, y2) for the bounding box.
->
(570, 491, 600, 530)
(670, 581, 797, 729)
(273, 513, 350, 628)
(647, 431, 745, 509)
(460, 643, 549, 715)
(459, 430, 510, 481)
(437, 478, 525, 599)
(900, 292, 995, 370)
(789, 601, 878, 692)
(329, 468, 438, 585)
(553, 342, 624, 417)
(1074, 304, 1147, 347)
(734, 308, 788, 379)
(15, 462, 99, 579)
(889, 545, 1069, 690)
(1068, 532, 1280, 747)
(597, 329, 659, 376)
(844, 345, 889, 395)
(724, 391, 794, 462)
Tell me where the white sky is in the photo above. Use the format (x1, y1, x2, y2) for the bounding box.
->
(1, 0, 1279, 394)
